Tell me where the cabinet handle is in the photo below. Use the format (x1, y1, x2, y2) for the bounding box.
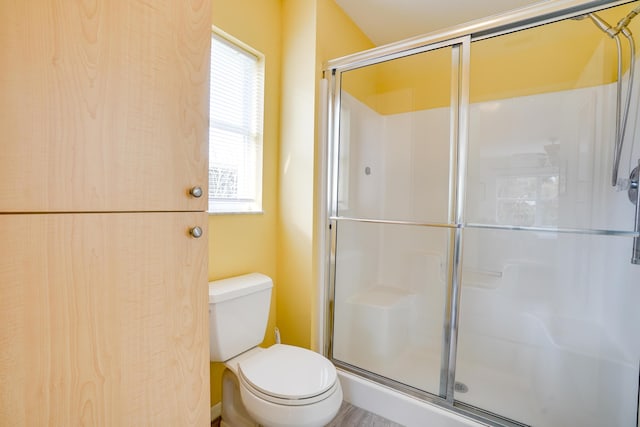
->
(189, 186, 203, 198)
(190, 226, 203, 238)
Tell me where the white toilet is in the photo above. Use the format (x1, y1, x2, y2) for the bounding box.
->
(209, 273, 343, 427)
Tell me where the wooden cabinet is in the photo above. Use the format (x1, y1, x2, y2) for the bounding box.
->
(0, 213, 210, 426)
(0, 0, 211, 425)
(0, 0, 210, 212)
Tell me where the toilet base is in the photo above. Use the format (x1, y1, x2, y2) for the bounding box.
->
(221, 368, 257, 427)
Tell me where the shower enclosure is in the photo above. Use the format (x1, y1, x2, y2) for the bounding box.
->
(322, 1, 640, 426)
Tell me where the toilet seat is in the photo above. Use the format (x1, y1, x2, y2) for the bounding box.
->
(237, 344, 338, 406)
(239, 373, 340, 406)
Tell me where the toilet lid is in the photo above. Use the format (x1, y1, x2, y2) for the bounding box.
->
(238, 344, 337, 400)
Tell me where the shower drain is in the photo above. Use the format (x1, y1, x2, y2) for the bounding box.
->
(454, 381, 469, 393)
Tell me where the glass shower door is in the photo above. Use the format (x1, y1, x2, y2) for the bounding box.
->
(327, 2, 640, 426)
(456, 6, 640, 426)
(330, 39, 465, 397)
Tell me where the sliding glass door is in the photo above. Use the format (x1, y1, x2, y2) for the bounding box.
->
(456, 7, 640, 425)
(331, 39, 465, 397)
(326, 2, 640, 425)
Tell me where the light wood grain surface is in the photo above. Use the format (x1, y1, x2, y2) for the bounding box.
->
(0, 0, 210, 212)
(0, 212, 210, 426)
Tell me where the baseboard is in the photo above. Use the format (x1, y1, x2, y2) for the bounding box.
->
(211, 402, 222, 422)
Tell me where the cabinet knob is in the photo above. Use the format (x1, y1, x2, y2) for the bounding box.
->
(189, 186, 203, 198)
(190, 226, 203, 238)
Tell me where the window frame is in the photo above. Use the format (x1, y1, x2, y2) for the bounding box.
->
(208, 27, 265, 215)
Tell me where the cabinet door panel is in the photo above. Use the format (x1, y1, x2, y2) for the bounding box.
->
(0, 212, 210, 426)
(0, 0, 210, 212)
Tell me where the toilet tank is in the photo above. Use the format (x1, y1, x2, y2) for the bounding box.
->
(208, 273, 273, 362)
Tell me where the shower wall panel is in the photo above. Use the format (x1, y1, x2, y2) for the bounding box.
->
(379, 107, 450, 223)
(337, 93, 385, 221)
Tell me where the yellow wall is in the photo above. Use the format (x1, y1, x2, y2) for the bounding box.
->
(469, 17, 617, 104)
(343, 46, 453, 114)
(341, 2, 640, 116)
(276, 0, 317, 350)
(208, 0, 282, 406)
(277, 0, 375, 353)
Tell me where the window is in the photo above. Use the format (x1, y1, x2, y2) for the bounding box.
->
(208, 29, 264, 213)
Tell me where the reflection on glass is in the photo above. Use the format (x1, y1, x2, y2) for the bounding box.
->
(466, 5, 640, 232)
(332, 221, 449, 395)
(338, 47, 452, 223)
(495, 175, 559, 226)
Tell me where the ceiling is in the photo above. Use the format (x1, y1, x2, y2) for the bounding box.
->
(334, 0, 550, 45)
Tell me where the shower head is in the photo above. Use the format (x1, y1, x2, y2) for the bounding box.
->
(616, 5, 640, 33)
(573, 6, 640, 35)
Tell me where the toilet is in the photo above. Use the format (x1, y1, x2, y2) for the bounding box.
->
(209, 273, 343, 427)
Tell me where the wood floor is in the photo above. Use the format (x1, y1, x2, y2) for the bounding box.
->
(326, 401, 404, 426)
(211, 401, 403, 426)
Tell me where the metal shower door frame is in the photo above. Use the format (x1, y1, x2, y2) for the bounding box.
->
(323, 34, 490, 420)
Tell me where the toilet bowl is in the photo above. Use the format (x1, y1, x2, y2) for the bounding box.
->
(232, 345, 342, 427)
(209, 274, 342, 427)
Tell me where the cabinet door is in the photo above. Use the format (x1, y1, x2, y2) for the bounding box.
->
(0, 0, 210, 212)
(0, 212, 210, 426)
